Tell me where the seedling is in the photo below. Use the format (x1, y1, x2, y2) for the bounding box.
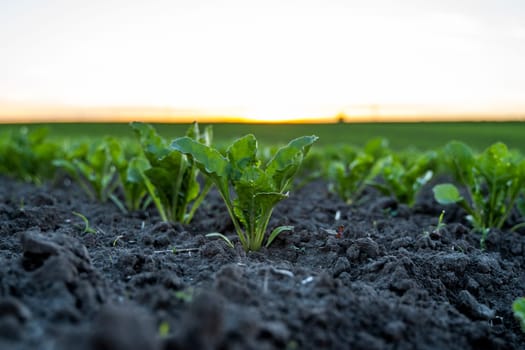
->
(423, 210, 446, 237)
(434, 210, 446, 233)
(131, 122, 213, 224)
(433, 141, 525, 246)
(104, 138, 149, 213)
(72, 211, 97, 234)
(372, 150, 436, 207)
(54, 138, 120, 202)
(0, 127, 62, 184)
(158, 321, 170, 337)
(174, 288, 194, 303)
(327, 138, 389, 204)
(171, 133, 318, 251)
(112, 235, 124, 247)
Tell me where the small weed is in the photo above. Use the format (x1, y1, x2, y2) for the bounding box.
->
(72, 211, 97, 234)
(423, 210, 446, 237)
(174, 288, 193, 303)
(112, 235, 124, 247)
(158, 321, 170, 337)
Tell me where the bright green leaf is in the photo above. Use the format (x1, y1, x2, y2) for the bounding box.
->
(433, 183, 463, 205)
(266, 225, 294, 248)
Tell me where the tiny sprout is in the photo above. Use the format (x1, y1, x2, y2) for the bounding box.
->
(174, 289, 193, 303)
(72, 211, 97, 234)
(112, 235, 124, 247)
(423, 210, 446, 238)
(158, 321, 170, 337)
(432, 210, 446, 234)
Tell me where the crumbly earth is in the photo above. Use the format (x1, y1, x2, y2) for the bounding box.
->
(1, 175, 524, 350)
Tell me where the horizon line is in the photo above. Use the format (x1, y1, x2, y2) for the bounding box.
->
(1, 113, 524, 124)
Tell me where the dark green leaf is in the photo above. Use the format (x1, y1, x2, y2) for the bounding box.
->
(266, 135, 318, 190)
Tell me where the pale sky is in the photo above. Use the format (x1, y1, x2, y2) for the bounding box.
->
(1, 0, 525, 121)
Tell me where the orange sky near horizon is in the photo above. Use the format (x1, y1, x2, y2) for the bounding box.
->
(1, 0, 525, 123)
(1, 100, 525, 124)
(1, 102, 523, 124)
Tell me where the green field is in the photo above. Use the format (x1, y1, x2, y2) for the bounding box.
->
(1, 121, 524, 152)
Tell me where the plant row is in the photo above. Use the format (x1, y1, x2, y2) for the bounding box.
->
(1, 124, 524, 251)
(303, 138, 525, 246)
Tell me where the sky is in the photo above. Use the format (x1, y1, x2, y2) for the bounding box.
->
(1, 0, 525, 122)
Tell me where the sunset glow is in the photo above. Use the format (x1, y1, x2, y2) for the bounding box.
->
(1, 0, 525, 123)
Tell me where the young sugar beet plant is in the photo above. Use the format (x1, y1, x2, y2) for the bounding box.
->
(171, 133, 318, 251)
(327, 138, 389, 204)
(56, 136, 151, 213)
(0, 127, 63, 184)
(54, 137, 121, 203)
(433, 141, 525, 246)
(131, 121, 213, 224)
(371, 149, 437, 207)
(104, 137, 150, 213)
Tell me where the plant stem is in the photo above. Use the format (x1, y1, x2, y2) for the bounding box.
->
(184, 180, 213, 224)
(219, 188, 247, 249)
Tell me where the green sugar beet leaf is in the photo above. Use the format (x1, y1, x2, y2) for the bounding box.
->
(266, 135, 319, 191)
(131, 122, 212, 224)
(371, 150, 436, 207)
(131, 121, 172, 162)
(363, 137, 390, 159)
(0, 127, 62, 184)
(444, 141, 475, 186)
(170, 135, 229, 195)
(170, 136, 229, 176)
(102, 138, 149, 212)
(54, 138, 119, 203)
(433, 183, 463, 205)
(434, 141, 525, 246)
(326, 138, 388, 204)
(231, 166, 287, 248)
(121, 156, 150, 211)
(227, 134, 260, 175)
(476, 143, 515, 186)
(171, 133, 318, 251)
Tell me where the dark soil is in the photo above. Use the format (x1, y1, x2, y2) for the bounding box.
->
(1, 175, 524, 350)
